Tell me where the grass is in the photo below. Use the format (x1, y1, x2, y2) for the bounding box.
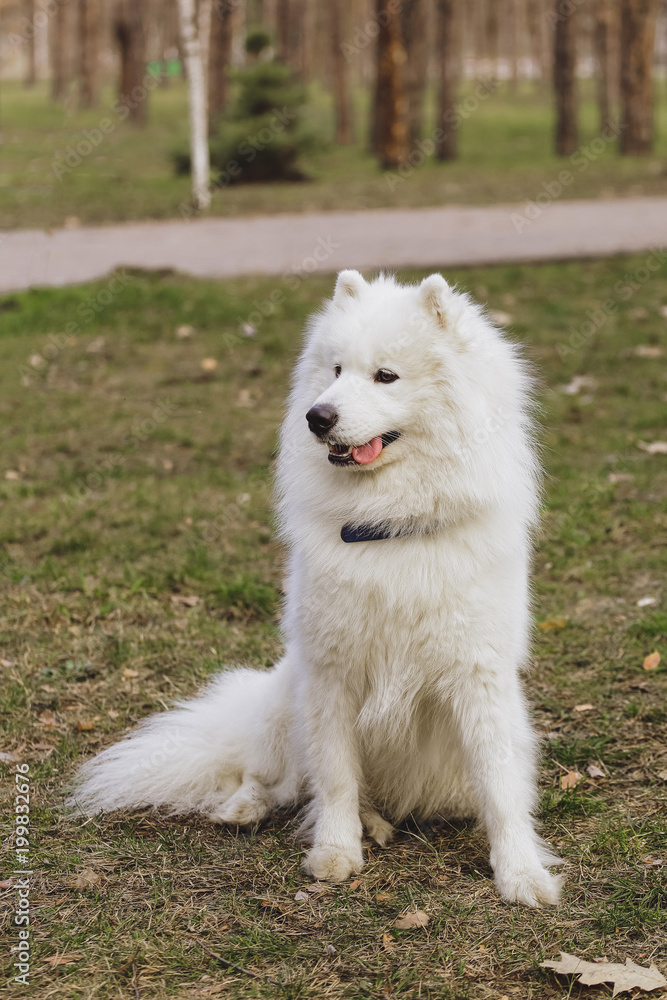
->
(0, 257, 666, 998)
(1, 79, 667, 229)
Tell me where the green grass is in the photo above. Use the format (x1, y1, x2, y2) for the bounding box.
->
(1, 78, 667, 229)
(0, 257, 666, 998)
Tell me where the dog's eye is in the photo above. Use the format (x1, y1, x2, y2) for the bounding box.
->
(334, 365, 341, 378)
(374, 369, 398, 384)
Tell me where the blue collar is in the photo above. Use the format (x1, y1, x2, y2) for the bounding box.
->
(341, 523, 410, 543)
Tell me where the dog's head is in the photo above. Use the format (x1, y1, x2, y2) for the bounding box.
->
(298, 269, 494, 472)
(278, 270, 538, 532)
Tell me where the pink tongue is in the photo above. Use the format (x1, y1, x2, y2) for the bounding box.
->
(352, 437, 383, 465)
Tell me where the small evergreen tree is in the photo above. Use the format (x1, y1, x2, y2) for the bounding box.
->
(173, 29, 318, 185)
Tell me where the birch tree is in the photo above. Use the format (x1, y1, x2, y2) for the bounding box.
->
(177, 0, 211, 210)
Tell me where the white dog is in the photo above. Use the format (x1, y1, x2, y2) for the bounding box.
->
(71, 271, 562, 907)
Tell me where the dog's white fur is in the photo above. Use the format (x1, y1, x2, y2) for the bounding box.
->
(70, 271, 562, 907)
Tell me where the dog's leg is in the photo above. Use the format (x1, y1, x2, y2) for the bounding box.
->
(450, 670, 562, 907)
(301, 679, 365, 883)
(361, 807, 394, 847)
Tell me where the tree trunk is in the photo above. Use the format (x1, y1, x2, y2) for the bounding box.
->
(484, 0, 499, 78)
(24, 0, 37, 87)
(373, 0, 408, 169)
(506, 0, 519, 90)
(592, 0, 613, 132)
(79, 0, 99, 107)
(177, 0, 211, 209)
(553, 0, 578, 156)
(402, 0, 427, 149)
(51, 0, 68, 99)
(436, 0, 458, 161)
(277, 0, 290, 63)
(208, 1, 234, 133)
(330, 0, 351, 143)
(526, 0, 546, 86)
(619, 0, 657, 154)
(114, 0, 148, 124)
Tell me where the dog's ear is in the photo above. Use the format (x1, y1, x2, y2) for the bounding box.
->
(419, 274, 458, 328)
(333, 270, 367, 304)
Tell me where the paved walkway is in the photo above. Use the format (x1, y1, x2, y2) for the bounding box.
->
(1, 197, 666, 293)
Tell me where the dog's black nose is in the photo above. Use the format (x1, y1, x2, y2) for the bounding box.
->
(306, 404, 338, 436)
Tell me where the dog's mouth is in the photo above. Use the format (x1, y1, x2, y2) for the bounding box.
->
(327, 431, 401, 466)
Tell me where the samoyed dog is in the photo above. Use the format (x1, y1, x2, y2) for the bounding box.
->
(71, 270, 562, 907)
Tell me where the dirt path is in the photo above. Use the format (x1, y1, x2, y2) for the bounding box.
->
(1, 197, 665, 293)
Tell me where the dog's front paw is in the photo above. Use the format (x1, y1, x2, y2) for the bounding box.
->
(303, 843, 364, 882)
(494, 865, 563, 908)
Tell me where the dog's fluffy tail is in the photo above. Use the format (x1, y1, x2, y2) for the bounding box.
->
(68, 661, 300, 819)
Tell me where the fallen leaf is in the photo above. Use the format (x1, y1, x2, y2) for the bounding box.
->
(643, 651, 661, 671)
(658, 771, 667, 782)
(638, 440, 667, 455)
(607, 473, 634, 484)
(541, 952, 667, 996)
(5, 470, 20, 480)
(394, 910, 429, 930)
(375, 892, 391, 903)
(0, 750, 19, 762)
(560, 770, 584, 790)
(381, 932, 395, 952)
(305, 883, 332, 896)
(68, 868, 101, 890)
(122, 668, 139, 679)
(634, 345, 663, 358)
(108, 709, 119, 719)
(0, 658, 16, 667)
(489, 309, 513, 326)
(643, 856, 664, 867)
(574, 703, 594, 712)
(43, 952, 83, 967)
(75, 720, 95, 732)
(0, 880, 13, 888)
(294, 890, 310, 902)
(170, 594, 200, 607)
(539, 618, 567, 631)
(586, 764, 605, 779)
(86, 336, 105, 354)
(162, 459, 174, 471)
(560, 375, 597, 396)
(201, 357, 218, 371)
(637, 596, 657, 607)
(176, 324, 195, 339)
(38, 710, 56, 729)
(349, 879, 361, 891)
